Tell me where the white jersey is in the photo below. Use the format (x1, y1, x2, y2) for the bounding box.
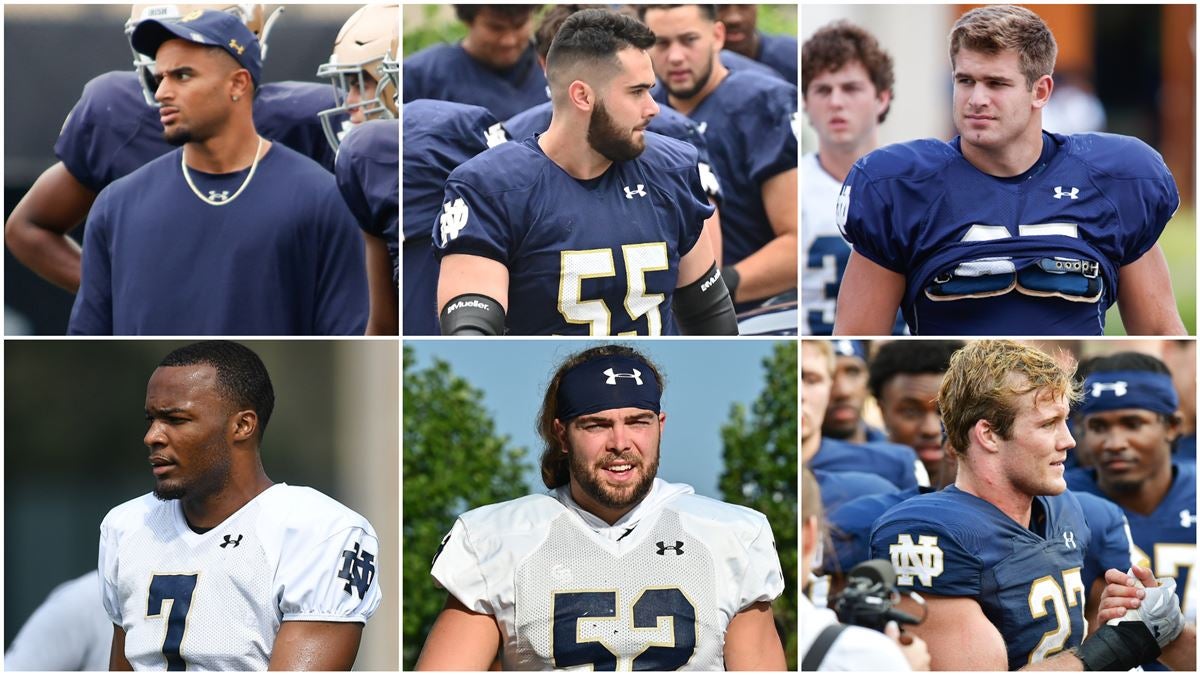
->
(801, 152, 850, 335)
(5, 571, 111, 671)
(99, 484, 381, 671)
(431, 479, 784, 671)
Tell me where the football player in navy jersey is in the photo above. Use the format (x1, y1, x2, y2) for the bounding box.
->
(823, 340, 888, 445)
(434, 9, 735, 336)
(1069, 353, 1196, 630)
(5, 4, 344, 296)
(871, 340, 1171, 670)
(404, 5, 548, 121)
(836, 5, 1184, 336)
(322, 5, 400, 335)
(1160, 340, 1197, 464)
(715, 5, 796, 83)
(801, 21, 894, 335)
(69, 10, 366, 335)
(641, 4, 797, 314)
(404, 100, 507, 335)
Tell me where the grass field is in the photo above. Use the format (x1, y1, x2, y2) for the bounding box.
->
(1104, 207, 1196, 335)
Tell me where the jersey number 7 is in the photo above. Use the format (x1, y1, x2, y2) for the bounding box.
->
(147, 574, 199, 671)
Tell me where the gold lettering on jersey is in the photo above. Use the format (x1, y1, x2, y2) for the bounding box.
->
(889, 534, 943, 586)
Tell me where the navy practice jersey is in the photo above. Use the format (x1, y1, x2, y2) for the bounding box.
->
(840, 132, 1178, 335)
(754, 32, 797, 83)
(1177, 434, 1196, 465)
(504, 102, 722, 202)
(336, 119, 399, 282)
(55, 72, 340, 193)
(1073, 492, 1134, 592)
(871, 487, 1091, 669)
(403, 100, 506, 335)
(1067, 463, 1196, 620)
(813, 468, 897, 514)
(810, 437, 922, 491)
(403, 43, 548, 121)
(719, 49, 785, 81)
(655, 70, 797, 284)
(69, 144, 367, 335)
(433, 132, 712, 335)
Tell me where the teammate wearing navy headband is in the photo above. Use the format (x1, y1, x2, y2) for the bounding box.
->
(68, 10, 367, 335)
(835, 5, 1183, 336)
(417, 344, 785, 670)
(1068, 352, 1196, 639)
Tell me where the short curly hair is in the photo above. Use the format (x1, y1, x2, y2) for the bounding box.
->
(802, 21, 895, 123)
(939, 340, 1080, 455)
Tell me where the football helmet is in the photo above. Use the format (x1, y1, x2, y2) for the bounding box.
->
(316, 4, 400, 152)
(125, 4, 283, 106)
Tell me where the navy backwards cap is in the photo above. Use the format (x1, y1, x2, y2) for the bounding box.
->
(131, 9, 262, 86)
(1079, 370, 1179, 417)
(832, 339, 867, 361)
(557, 355, 661, 422)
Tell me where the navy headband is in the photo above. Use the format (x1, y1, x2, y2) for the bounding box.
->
(557, 355, 661, 421)
(833, 339, 867, 362)
(1079, 370, 1178, 417)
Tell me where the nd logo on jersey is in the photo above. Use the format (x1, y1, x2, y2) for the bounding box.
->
(439, 198, 469, 246)
(890, 534, 944, 586)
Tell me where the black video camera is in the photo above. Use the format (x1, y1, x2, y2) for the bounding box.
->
(831, 559, 922, 632)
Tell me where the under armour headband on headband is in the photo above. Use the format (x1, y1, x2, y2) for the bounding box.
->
(557, 355, 661, 421)
(1079, 370, 1179, 417)
(833, 339, 867, 361)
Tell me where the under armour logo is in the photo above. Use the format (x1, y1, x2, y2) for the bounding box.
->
(603, 367, 642, 385)
(1181, 510, 1196, 528)
(207, 190, 231, 202)
(220, 534, 243, 548)
(337, 542, 376, 599)
(484, 123, 507, 148)
(1062, 531, 1077, 549)
(624, 184, 646, 199)
(656, 540, 684, 555)
(1090, 381, 1128, 398)
(439, 198, 469, 246)
(1054, 186, 1079, 200)
(889, 534, 944, 586)
(229, 39, 245, 55)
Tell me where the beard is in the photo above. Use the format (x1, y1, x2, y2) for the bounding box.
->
(663, 53, 714, 100)
(163, 127, 194, 146)
(153, 439, 233, 502)
(568, 444, 660, 513)
(587, 99, 646, 163)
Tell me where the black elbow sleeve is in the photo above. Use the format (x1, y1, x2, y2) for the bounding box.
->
(439, 293, 506, 336)
(673, 263, 739, 335)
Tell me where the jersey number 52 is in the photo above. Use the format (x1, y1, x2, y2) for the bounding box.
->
(553, 588, 696, 670)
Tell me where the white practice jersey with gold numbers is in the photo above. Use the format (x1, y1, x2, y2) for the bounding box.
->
(431, 479, 783, 671)
(99, 484, 381, 671)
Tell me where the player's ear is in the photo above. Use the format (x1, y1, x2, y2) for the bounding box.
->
(232, 410, 258, 443)
(1031, 74, 1053, 110)
(711, 17, 726, 51)
(567, 79, 594, 112)
(1164, 412, 1183, 443)
(553, 418, 568, 449)
(876, 88, 893, 119)
(229, 68, 253, 102)
(973, 418, 1000, 453)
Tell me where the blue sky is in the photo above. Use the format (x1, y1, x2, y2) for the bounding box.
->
(406, 340, 789, 498)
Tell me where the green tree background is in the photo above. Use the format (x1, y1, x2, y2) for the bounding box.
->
(720, 342, 799, 669)
(401, 347, 530, 669)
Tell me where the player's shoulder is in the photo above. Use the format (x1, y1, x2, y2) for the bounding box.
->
(719, 68, 797, 105)
(639, 130, 700, 171)
(456, 493, 567, 537)
(256, 80, 335, 118)
(101, 492, 168, 532)
(339, 118, 399, 158)
(1060, 131, 1172, 180)
(504, 101, 553, 140)
(669, 491, 770, 533)
(78, 70, 144, 105)
(258, 483, 374, 533)
(1174, 460, 1197, 485)
(875, 487, 997, 534)
(1072, 489, 1122, 524)
(404, 42, 466, 71)
(447, 136, 544, 193)
(406, 98, 500, 135)
(853, 138, 959, 182)
(832, 486, 921, 525)
(646, 106, 701, 140)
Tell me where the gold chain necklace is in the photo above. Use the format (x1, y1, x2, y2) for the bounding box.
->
(181, 136, 264, 206)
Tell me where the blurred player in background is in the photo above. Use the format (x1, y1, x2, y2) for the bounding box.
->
(416, 344, 785, 669)
(5, 4, 342, 298)
(103, 341, 381, 669)
(800, 21, 893, 335)
(68, 10, 367, 334)
(836, 5, 1183, 336)
(1160, 340, 1196, 464)
(715, 5, 796, 82)
(641, 4, 797, 313)
(822, 340, 887, 445)
(403, 5, 548, 120)
(322, 5, 401, 335)
(434, 9, 735, 336)
(871, 340, 1173, 670)
(4, 571, 111, 671)
(1069, 353, 1197, 629)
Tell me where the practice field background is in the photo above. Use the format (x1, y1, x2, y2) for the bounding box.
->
(4, 340, 399, 670)
(800, 5, 1197, 335)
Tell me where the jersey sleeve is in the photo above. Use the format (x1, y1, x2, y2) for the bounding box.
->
(663, 160, 714, 258)
(838, 165, 908, 274)
(734, 516, 785, 610)
(870, 514, 983, 597)
(429, 518, 495, 615)
(432, 174, 514, 266)
(54, 77, 129, 193)
(312, 187, 369, 335)
(741, 86, 798, 186)
(99, 513, 122, 625)
(1116, 147, 1179, 266)
(276, 523, 382, 623)
(334, 138, 375, 236)
(4, 573, 111, 671)
(68, 195, 114, 335)
(1081, 506, 1134, 590)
